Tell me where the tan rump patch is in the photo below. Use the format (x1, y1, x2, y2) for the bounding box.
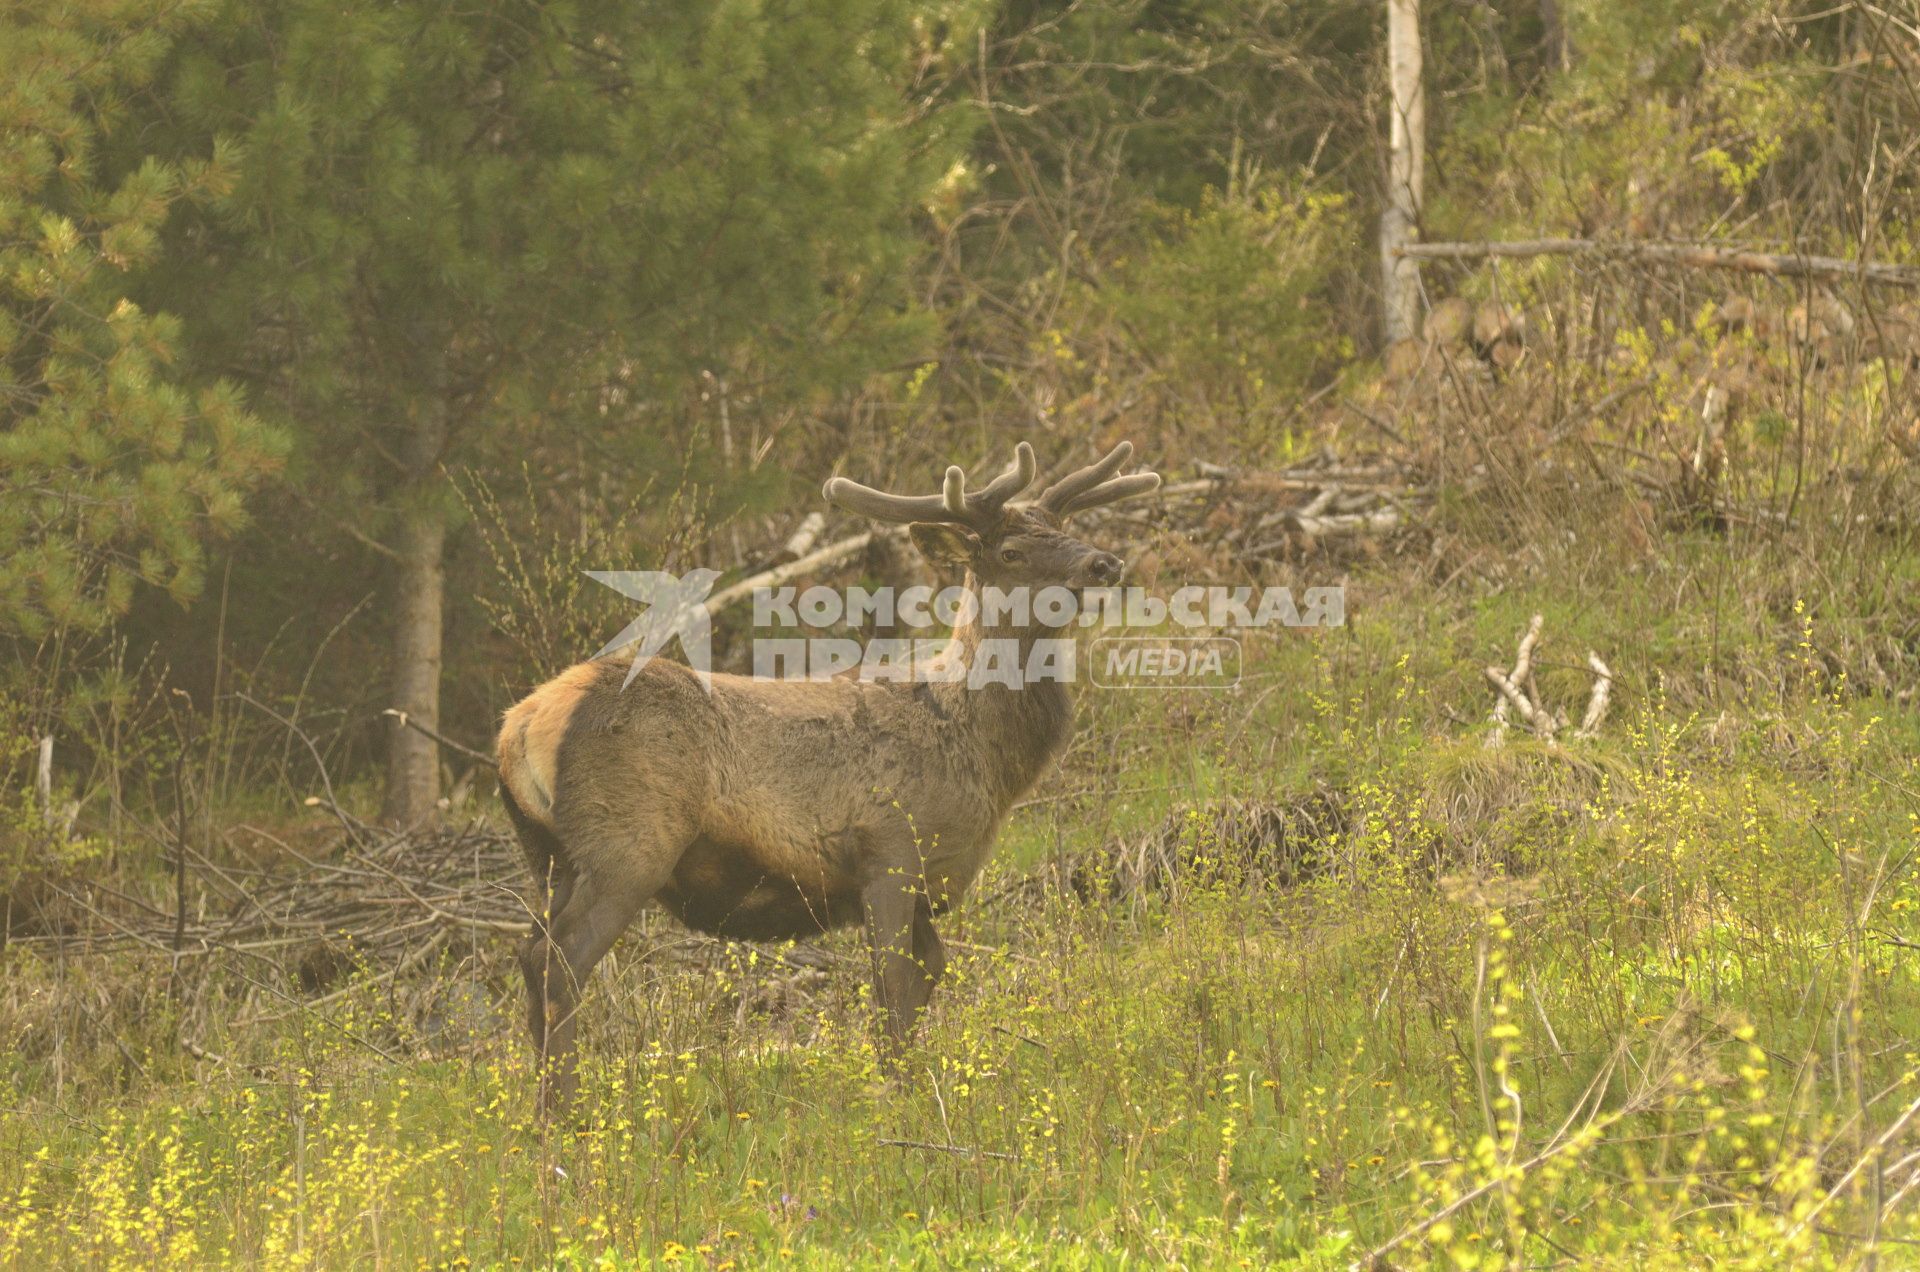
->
(496, 663, 601, 824)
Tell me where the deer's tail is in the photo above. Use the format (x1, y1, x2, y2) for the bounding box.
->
(497, 664, 601, 881)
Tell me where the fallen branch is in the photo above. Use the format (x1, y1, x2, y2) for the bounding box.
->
(1396, 238, 1920, 288)
(773, 510, 826, 564)
(707, 531, 873, 613)
(1575, 653, 1613, 740)
(1298, 486, 1340, 519)
(1486, 666, 1555, 740)
(182, 1038, 277, 1080)
(1486, 615, 1544, 747)
(1290, 507, 1403, 540)
(382, 709, 492, 766)
(1482, 616, 1612, 747)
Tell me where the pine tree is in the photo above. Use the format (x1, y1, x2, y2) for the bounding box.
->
(0, 0, 282, 649)
(135, 0, 971, 822)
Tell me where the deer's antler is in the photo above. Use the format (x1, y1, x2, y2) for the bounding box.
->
(823, 442, 1037, 531)
(1035, 441, 1162, 517)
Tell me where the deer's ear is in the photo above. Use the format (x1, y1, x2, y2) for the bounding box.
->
(908, 523, 981, 567)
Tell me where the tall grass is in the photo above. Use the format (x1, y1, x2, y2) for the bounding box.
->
(3, 495, 1918, 1267)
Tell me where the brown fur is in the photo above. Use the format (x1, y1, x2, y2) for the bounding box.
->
(497, 662, 599, 820)
(500, 459, 1153, 1114)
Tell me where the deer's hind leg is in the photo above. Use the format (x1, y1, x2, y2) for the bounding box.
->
(529, 832, 688, 1118)
(504, 784, 577, 1057)
(518, 864, 575, 1056)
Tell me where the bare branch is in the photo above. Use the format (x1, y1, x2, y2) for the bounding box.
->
(1486, 665, 1556, 740)
(706, 532, 874, 613)
(1397, 239, 1920, 287)
(381, 709, 493, 766)
(1486, 614, 1544, 747)
(1575, 652, 1614, 740)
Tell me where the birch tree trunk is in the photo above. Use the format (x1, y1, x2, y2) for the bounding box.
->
(1379, 0, 1425, 345)
(380, 358, 449, 826)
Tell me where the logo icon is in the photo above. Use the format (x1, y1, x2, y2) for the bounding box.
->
(588, 569, 721, 691)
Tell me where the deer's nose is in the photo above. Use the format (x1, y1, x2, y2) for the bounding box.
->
(1087, 552, 1123, 584)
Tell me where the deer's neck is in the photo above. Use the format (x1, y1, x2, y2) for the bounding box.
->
(932, 573, 1076, 806)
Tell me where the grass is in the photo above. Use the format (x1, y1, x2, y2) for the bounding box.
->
(4, 517, 1920, 1269)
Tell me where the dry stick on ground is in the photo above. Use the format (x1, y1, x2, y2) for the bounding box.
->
(1575, 653, 1614, 740)
(877, 1138, 1017, 1162)
(1396, 239, 1920, 288)
(1484, 616, 1613, 747)
(774, 510, 826, 563)
(1290, 506, 1403, 542)
(182, 1037, 278, 1081)
(1486, 665, 1556, 741)
(1485, 614, 1544, 747)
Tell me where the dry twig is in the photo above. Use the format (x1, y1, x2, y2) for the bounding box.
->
(1483, 615, 1612, 747)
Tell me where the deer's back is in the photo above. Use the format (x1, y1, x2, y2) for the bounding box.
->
(499, 658, 1006, 907)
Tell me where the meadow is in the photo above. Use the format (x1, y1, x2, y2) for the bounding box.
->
(4, 487, 1918, 1269)
(7, 5, 1920, 1264)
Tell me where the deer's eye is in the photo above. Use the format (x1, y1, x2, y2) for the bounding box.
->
(999, 547, 1025, 564)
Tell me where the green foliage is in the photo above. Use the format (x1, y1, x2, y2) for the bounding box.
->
(1104, 180, 1349, 407)
(86, 0, 985, 795)
(1430, 1, 1829, 248)
(137, 0, 975, 515)
(0, 0, 283, 641)
(921, 0, 1378, 448)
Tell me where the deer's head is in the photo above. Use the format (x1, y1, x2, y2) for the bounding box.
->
(822, 441, 1161, 602)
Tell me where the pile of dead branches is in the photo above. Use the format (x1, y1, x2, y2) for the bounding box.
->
(13, 805, 843, 1023)
(1156, 452, 1426, 562)
(709, 449, 1429, 617)
(16, 816, 528, 976)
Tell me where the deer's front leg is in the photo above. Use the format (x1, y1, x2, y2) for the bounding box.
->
(861, 866, 944, 1053)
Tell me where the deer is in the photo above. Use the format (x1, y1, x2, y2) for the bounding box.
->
(496, 440, 1161, 1112)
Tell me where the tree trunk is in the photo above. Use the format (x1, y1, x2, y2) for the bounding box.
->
(380, 379, 449, 827)
(1379, 0, 1425, 346)
(1538, 0, 1570, 73)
